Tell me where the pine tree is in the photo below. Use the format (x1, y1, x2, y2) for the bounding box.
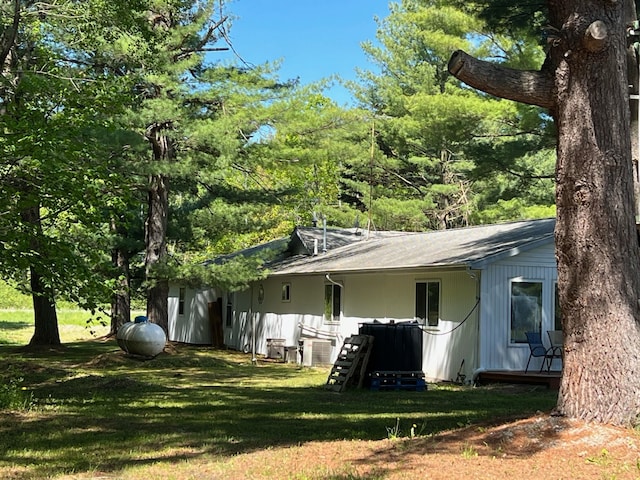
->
(352, 0, 555, 229)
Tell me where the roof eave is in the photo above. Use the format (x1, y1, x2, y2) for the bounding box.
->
(269, 263, 471, 276)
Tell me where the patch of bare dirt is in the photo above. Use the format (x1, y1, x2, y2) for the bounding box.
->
(32, 414, 640, 479)
(82, 351, 130, 367)
(217, 414, 640, 479)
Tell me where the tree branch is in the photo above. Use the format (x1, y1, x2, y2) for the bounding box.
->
(448, 50, 555, 109)
(0, 0, 20, 69)
(174, 16, 229, 62)
(584, 20, 608, 52)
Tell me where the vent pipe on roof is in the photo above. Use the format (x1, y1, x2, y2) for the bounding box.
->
(323, 216, 327, 253)
(313, 239, 318, 256)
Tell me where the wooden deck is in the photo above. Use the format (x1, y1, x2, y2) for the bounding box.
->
(476, 370, 561, 389)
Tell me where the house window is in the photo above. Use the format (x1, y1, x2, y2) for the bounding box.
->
(257, 284, 264, 304)
(324, 283, 342, 323)
(415, 281, 440, 327)
(178, 287, 186, 316)
(225, 294, 233, 327)
(510, 280, 543, 343)
(554, 282, 562, 331)
(281, 282, 291, 302)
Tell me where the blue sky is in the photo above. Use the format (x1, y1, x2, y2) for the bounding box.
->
(220, 1, 390, 105)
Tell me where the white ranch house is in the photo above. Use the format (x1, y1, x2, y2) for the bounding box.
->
(168, 218, 561, 382)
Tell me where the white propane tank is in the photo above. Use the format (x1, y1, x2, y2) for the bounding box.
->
(116, 316, 166, 357)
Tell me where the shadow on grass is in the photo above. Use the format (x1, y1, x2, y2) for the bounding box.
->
(0, 321, 31, 344)
(0, 341, 558, 479)
(0, 321, 31, 331)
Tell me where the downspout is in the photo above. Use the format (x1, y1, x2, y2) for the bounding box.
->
(325, 273, 343, 288)
(466, 266, 484, 383)
(250, 284, 256, 364)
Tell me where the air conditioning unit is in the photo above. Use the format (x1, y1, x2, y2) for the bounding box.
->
(266, 338, 286, 360)
(301, 338, 333, 366)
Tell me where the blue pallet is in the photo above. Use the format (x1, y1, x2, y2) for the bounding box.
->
(369, 371, 426, 392)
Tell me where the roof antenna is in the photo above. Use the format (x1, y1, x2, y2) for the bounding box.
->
(367, 121, 376, 238)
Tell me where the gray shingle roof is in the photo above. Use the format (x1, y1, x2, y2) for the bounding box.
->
(205, 226, 398, 265)
(291, 226, 410, 254)
(269, 218, 556, 275)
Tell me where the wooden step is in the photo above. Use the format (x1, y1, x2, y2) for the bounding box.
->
(325, 335, 374, 392)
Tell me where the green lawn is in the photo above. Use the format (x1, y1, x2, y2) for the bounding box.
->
(0, 309, 144, 345)
(0, 315, 558, 479)
(0, 308, 108, 345)
(0, 280, 142, 345)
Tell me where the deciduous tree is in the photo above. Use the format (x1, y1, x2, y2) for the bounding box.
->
(0, 0, 147, 345)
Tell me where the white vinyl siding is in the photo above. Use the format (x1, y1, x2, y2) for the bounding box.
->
(167, 285, 217, 345)
(228, 269, 478, 380)
(479, 242, 557, 371)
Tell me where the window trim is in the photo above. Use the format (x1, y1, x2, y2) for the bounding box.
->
(323, 281, 342, 324)
(509, 278, 543, 344)
(553, 281, 562, 331)
(178, 287, 186, 316)
(257, 284, 265, 304)
(225, 293, 234, 327)
(415, 279, 441, 327)
(281, 282, 291, 302)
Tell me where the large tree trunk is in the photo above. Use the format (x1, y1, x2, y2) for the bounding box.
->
(551, 2, 640, 424)
(449, 1, 640, 425)
(5, 4, 60, 346)
(21, 204, 60, 346)
(28, 266, 60, 346)
(109, 217, 132, 335)
(110, 245, 131, 335)
(144, 123, 173, 334)
(145, 172, 169, 332)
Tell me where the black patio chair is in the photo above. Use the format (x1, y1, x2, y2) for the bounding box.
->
(546, 329, 564, 369)
(524, 331, 555, 373)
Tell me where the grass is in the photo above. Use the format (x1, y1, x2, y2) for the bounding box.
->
(0, 315, 559, 479)
(0, 309, 112, 345)
(0, 281, 85, 310)
(0, 280, 145, 344)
